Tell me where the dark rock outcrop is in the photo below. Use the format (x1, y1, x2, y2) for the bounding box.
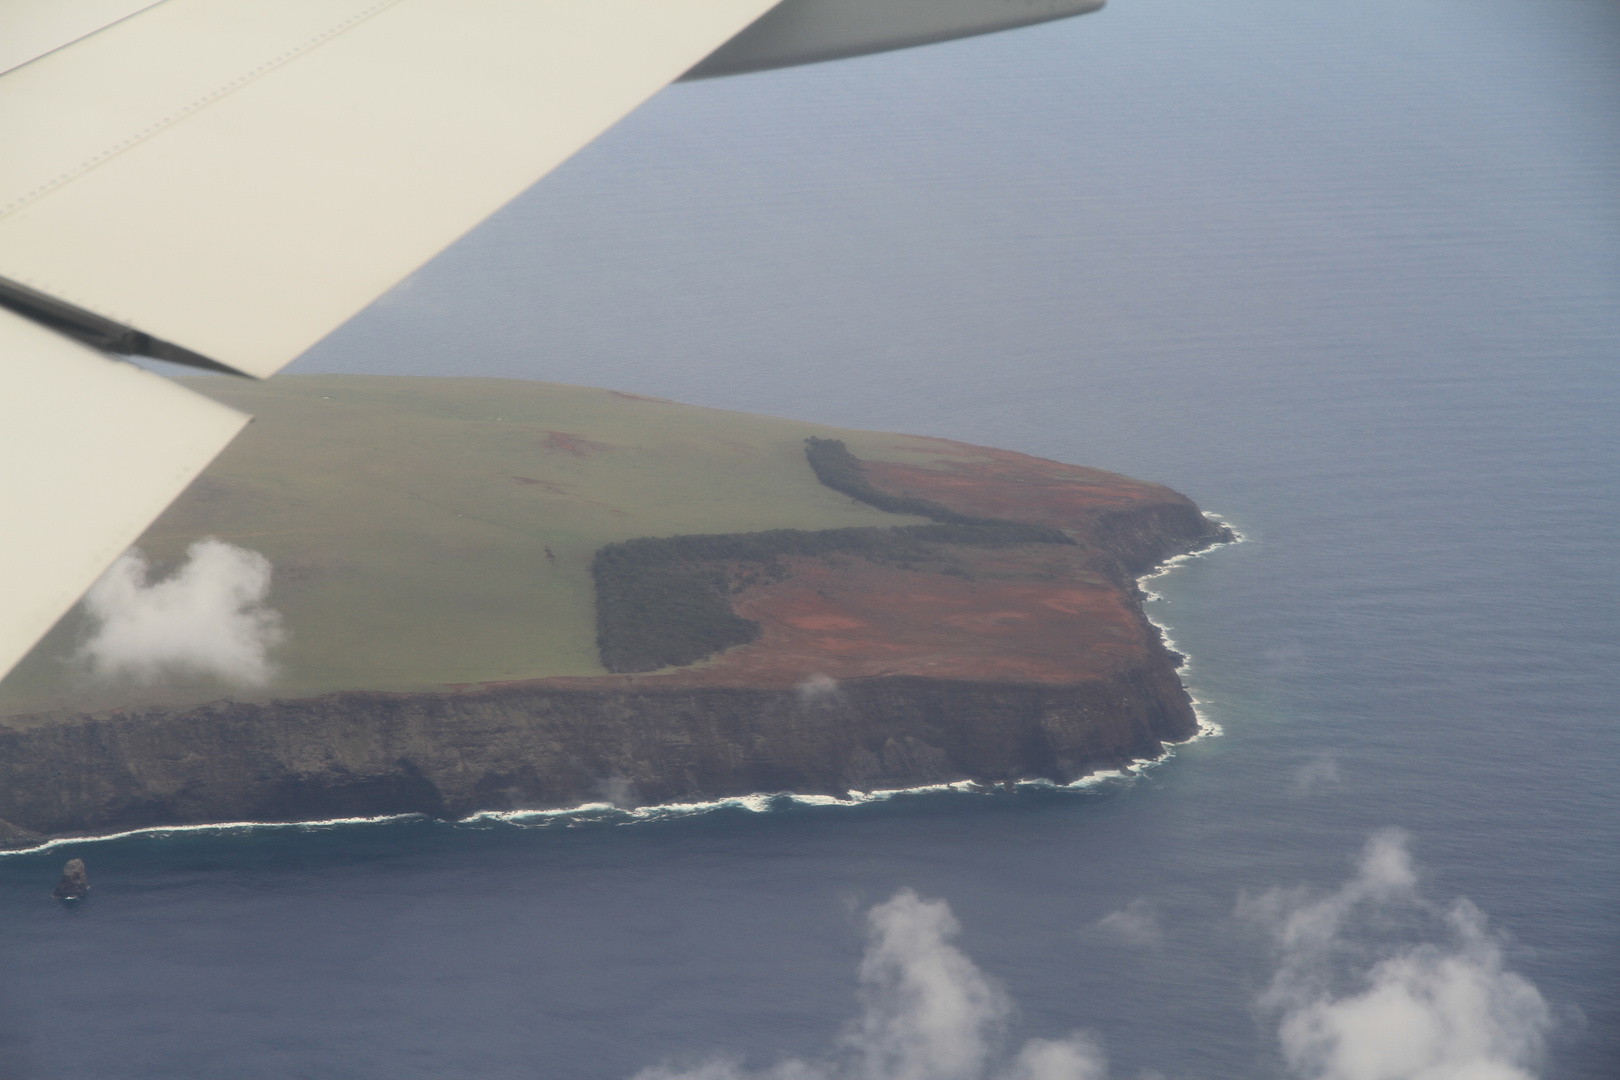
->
(52, 859, 88, 900)
(0, 818, 39, 847)
(1087, 502, 1232, 578)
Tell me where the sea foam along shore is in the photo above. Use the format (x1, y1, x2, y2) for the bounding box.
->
(1139, 512, 1245, 741)
(0, 731, 1208, 860)
(0, 514, 1240, 860)
(0, 813, 427, 860)
(0, 766, 1167, 861)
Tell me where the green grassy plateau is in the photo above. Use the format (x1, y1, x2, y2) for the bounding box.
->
(2, 376, 949, 713)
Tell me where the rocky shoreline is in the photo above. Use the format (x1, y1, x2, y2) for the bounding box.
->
(0, 655, 1199, 847)
(0, 429, 1230, 849)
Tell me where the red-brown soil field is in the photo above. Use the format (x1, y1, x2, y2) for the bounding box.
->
(529, 436, 1221, 693)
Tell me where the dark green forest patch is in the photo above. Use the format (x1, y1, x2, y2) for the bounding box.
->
(805, 437, 1009, 526)
(591, 443, 1073, 673)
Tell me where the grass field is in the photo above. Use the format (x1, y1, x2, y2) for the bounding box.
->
(2, 376, 952, 712)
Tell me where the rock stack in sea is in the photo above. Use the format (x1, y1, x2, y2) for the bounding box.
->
(52, 858, 88, 900)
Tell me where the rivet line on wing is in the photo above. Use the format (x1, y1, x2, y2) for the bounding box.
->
(0, 0, 407, 220)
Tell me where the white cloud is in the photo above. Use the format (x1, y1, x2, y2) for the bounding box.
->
(1000, 1037, 1109, 1080)
(634, 833, 1553, 1080)
(1291, 754, 1342, 797)
(851, 889, 1011, 1080)
(1091, 900, 1163, 948)
(797, 674, 843, 705)
(596, 776, 640, 810)
(632, 889, 1108, 1080)
(1244, 829, 1551, 1080)
(76, 538, 285, 686)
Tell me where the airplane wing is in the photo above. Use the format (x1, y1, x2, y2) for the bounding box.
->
(0, 0, 1104, 682)
(0, 307, 250, 679)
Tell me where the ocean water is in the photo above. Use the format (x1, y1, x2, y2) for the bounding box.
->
(4, 0, 1617, 1077)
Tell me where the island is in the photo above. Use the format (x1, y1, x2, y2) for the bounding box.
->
(0, 377, 1230, 847)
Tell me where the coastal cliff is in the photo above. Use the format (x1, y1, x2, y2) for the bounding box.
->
(0, 500, 1220, 844)
(0, 377, 1230, 846)
(0, 660, 1195, 840)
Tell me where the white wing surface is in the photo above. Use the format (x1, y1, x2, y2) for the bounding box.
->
(0, 0, 165, 76)
(0, 307, 249, 681)
(0, 0, 781, 380)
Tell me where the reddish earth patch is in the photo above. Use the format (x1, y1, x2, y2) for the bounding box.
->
(688, 547, 1142, 688)
(861, 438, 1181, 531)
(529, 544, 1146, 693)
(508, 474, 628, 516)
(511, 476, 571, 494)
(514, 439, 1208, 695)
(540, 431, 612, 456)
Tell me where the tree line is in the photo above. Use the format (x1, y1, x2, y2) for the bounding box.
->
(590, 441, 1072, 673)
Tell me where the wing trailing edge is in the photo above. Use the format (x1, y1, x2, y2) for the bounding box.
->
(0, 308, 249, 682)
(686, 0, 1106, 79)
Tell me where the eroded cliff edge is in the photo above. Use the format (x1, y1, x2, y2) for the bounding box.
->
(0, 431, 1229, 847)
(0, 665, 1195, 839)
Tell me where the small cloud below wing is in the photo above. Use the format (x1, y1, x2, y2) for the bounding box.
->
(78, 537, 284, 686)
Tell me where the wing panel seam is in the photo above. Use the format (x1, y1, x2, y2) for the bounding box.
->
(0, 0, 407, 220)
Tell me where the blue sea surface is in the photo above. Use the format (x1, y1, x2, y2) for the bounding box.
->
(4, 1, 1616, 1077)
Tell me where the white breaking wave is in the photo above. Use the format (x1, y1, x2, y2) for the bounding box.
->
(0, 813, 424, 859)
(0, 767, 1162, 859)
(1136, 513, 1246, 598)
(76, 538, 285, 685)
(1136, 511, 1244, 740)
(0, 770, 1162, 861)
(464, 763, 1164, 831)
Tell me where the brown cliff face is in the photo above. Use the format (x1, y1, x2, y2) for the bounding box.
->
(0, 438, 1228, 846)
(0, 668, 1194, 839)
